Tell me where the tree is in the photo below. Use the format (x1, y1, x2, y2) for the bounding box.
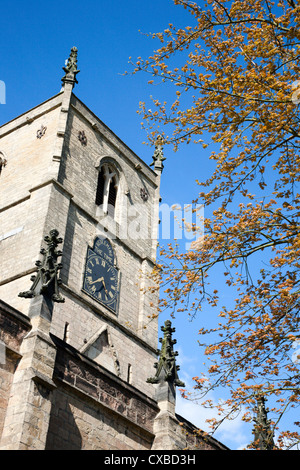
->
(132, 0, 300, 448)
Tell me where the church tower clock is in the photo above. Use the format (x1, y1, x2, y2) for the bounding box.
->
(82, 237, 119, 313)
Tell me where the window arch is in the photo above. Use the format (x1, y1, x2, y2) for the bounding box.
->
(95, 164, 119, 218)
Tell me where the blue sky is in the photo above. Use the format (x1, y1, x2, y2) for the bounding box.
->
(0, 0, 287, 450)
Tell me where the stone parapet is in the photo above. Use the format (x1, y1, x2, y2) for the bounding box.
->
(51, 334, 158, 434)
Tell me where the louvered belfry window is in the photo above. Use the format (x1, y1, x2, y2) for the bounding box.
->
(96, 167, 105, 206)
(96, 165, 118, 218)
(107, 177, 117, 217)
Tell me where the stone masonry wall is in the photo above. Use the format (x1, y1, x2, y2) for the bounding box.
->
(0, 95, 62, 209)
(46, 336, 158, 450)
(0, 94, 63, 316)
(0, 301, 31, 441)
(177, 414, 229, 451)
(0, 184, 55, 315)
(51, 288, 158, 398)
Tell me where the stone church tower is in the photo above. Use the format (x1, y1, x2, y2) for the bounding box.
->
(0, 48, 228, 451)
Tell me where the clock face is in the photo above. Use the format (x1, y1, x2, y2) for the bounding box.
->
(82, 243, 119, 313)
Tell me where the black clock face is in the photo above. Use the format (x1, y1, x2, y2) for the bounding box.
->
(83, 247, 119, 313)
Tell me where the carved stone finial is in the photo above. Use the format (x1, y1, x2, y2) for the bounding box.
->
(150, 135, 166, 171)
(18, 229, 65, 303)
(147, 320, 185, 387)
(252, 395, 275, 450)
(61, 46, 80, 88)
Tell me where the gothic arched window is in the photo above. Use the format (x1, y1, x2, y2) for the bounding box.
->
(95, 164, 118, 218)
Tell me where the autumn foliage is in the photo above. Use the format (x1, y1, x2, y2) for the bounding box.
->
(133, 0, 300, 448)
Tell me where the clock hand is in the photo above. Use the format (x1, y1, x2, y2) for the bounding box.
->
(101, 279, 109, 295)
(88, 276, 108, 295)
(88, 276, 104, 285)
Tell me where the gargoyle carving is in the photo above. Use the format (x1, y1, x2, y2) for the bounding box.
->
(19, 229, 65, 303)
